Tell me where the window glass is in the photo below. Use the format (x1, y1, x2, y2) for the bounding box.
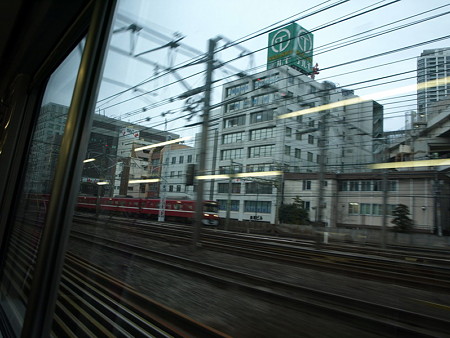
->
(250, 127, 274, 141)
(218, 199, 240, 211)
(246, 182, 272, 194)
(250, 110, 274, 123)
(248, 144, 274, 158)
(1, 1, 445, 337)
(0, 41, 84, 335)
(244, 200, 272, 213)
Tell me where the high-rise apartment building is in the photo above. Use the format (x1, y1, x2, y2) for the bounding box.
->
(417, 48, 450, 123)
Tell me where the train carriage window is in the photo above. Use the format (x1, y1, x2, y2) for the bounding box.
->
(0, 40, 85, 335)
(0, 1, 445, 338)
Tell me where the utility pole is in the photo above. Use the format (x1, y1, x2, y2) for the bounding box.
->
(317, 111, 326, 226)
(380, 138, 389, 249)
(318, 84, 331, 243)
(225, 160, 233, 230)
(209, 129, 219, 201)
(434, 170, 442, 236)
(381, 169, 388, 249)
(158, 141, 170, 222)
(192, 38, 217, 249)
(274, 170, 284, 227)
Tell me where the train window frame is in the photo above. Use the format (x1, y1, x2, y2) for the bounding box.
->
(0, 2, 117, 337)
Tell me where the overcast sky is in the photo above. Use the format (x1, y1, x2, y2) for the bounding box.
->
(82, 0, 450, 134)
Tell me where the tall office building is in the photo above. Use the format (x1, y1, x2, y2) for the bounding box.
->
(209, 66, 383, 223)
(27, 102, 177, 196)
(417, 48, 450, 124)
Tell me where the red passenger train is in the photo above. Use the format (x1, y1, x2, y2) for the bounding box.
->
(77, 196, 220, 226)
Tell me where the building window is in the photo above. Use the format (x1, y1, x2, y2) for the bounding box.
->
(302, 180, 311, 190)
(218, 200, 240, 211)
(295, 148, 301, 159)
(253, 73, 279, 89)
(360, 203, 371, 215)
(169, 185, 173, 192)
(360, 181, 372, 191)
(248, 144, 274, 158)
(224, 115, 246, 128)
(349, 181, 359, 191)
(286, 127, 292, 137)
(176, 185, 181, 192)
(252, 93, 273, 106)
(348, 202, 359, 215)
(249, 127, 274, 141)
(308, 135, 314, 144)
(228, 101, 242, 112)
(372, 204, 382, 215)
(388, 180, 398, 191)
(226, 100, 248, 112)
(250, 110, 274, 124)
(339, 181, 348, 191)
(295, 130, 302, 140)
(221, 148, 243, 160)
(307, 152, 313, 162)
(284, 145, 291, 156)
(246, 182, 272, 194)
(222, 131, 244, 144)
(244, 201, 272, 213)
(177, 171, 182, 177)
(246, 163, 274, 172)
(187, 154, 193, 163)
(218, 183, 241, 193)
(171, 157, 176, 164)
(219, 164, 243, 174)
(226, 83, 249, 97)
(170, 171, 175, 177)
(373, 180, 382, 191)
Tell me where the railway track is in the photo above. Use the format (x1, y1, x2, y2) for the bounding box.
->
(73, 214, 450, 293)
(6, 221, 229, 337)
(69, 226, 450, 337)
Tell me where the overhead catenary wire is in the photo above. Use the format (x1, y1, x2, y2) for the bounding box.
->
(79, 3, 450, 172)
(96, 0, 404, 114)
(97, 9, 450, 129)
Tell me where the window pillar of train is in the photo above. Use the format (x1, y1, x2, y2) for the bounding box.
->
(0, 1, 118, 337)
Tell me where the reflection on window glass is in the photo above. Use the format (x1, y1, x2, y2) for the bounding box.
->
(47, 0, 450, 336)
(0, 41, 84, 335)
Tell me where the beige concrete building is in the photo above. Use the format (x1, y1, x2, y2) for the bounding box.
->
(283, 171, 450, 234)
